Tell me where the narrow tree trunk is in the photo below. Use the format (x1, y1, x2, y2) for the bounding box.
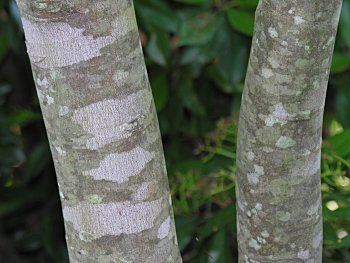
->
(236, 1, 342, 262)
(16, 1, 181, 262)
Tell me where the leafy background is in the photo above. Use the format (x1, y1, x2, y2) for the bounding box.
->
(1, 0, 350, 262)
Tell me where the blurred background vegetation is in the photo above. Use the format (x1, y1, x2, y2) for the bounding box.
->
(1, 0, 350, 262)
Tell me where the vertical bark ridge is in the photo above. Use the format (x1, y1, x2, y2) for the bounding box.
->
(236, 1, 342, 262)
(15, 1, 181, 262)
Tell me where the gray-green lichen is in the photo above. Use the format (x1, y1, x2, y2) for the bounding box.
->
(236, 0, 342, 262)
(275, 136, 296, 149)
(16, 0, 181, 262)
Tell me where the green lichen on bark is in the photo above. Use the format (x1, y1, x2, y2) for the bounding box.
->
(16, 0, 181, 262)
(236, 1, 342, 262)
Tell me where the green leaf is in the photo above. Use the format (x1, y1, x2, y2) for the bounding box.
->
(236, 0, 259, 8)
(175, 216, 199, 251)
(14, 230, 42, 252)
(0, 33, 8, 60)
(208, 230, 234, 263)
(339, 0, 350, 47)
(146, 31, 170, 66)
(207, 65, 237, 94)
(175, 0, 210, 4)
(328, 129, 350, 157)
(325, 207, 350, 220)
(198, 204, 236, 241)
(135, 0, 180, 32)
(331, 53, 350, 73)
(25, 142, 51, 180)
(323, 222, 337, 245)
(212, 16, 249, 86)
(179, 12, 217, 46)
(0, 199, 28, 218)
(6, 110, 41, 126)
(178, 75, 206, 116)
(226, 9, 255, 36)
(336, 88, 350, 128)
(150, 74, 169, 112)
(332, 235, 350, 249)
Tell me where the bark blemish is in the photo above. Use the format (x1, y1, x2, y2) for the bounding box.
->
(275, 136, 296, 149)
(22, 18, 116, 68)
(157, 216, 171, 239)
(82, 147, 153, 184)
(58, 105, 69, 116)
(72, 89, 152, 150)
(255, 203, 262, 211)
(297, 250, 310, 260)
(261, 68, 274, 78)
(133, 181, 158, 201)
(265, 103, 289, 126)
(113, 70, 129, 83)
(278, 211, 291, 221)
(55, 146, 66, 156)
(248, 239, 261, 251)
(247, 151, 255, 161)
(46, 94, 54, 105)
(63, 199, 163, 239)
(84, 194, 103, 204)
(261, 230, 269, 238)
(37, 77, 48, 86)
(312, 231, 322, 249)
(293, 16, 305, 25)
(79, 231, 95, 242)
(268, 27, 279, 38)
(247, 165, 264, 184)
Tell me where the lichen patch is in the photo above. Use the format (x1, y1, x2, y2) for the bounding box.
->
(261, 68, 274, 78)
(265, 103, 289, 126)
(83, 147, 153, 183)
(247, 165, 264, 184)
(268, 27, 279, 38)
(157, 217, 171, 239)
(63, 199, 163, 239)
(294, 16, 305, 25)
(72, 89, 152, 150)
(276, 136, 296, 149)
(297, 250, 310, 260)
(248, 239, 261, 251)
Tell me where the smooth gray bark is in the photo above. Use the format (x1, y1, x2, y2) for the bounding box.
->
(236, 1, 342, 262)
(16, 1, 181, 262)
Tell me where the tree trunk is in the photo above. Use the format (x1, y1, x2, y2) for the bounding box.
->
(15, 1, 181, 262)
(236, 1, 342, 262)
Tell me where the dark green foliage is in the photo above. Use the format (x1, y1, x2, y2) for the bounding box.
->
(0, 0, 350, 262)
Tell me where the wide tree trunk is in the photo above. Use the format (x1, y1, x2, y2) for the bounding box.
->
(16, 1, 181, 262)
(236, 1, 342, 262)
